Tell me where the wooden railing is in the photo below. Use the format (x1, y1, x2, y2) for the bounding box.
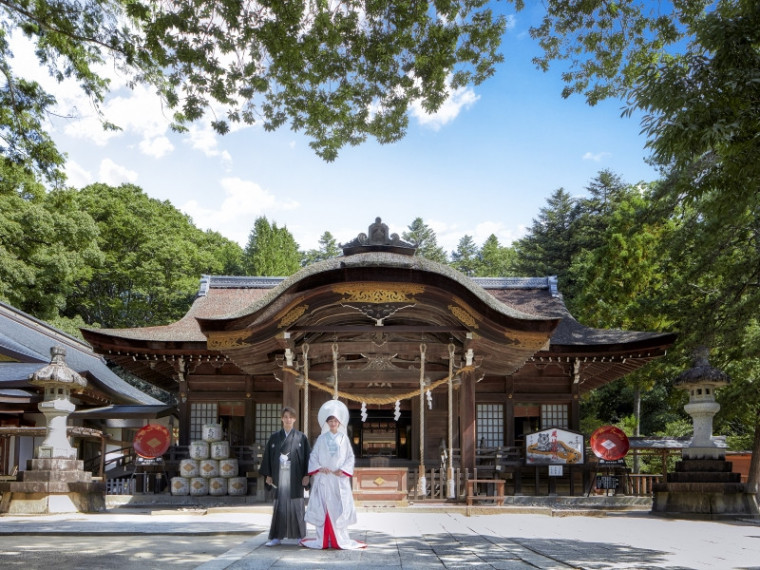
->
(407, 465, 661, 501)
(627, 473, 661, 496)
(408, 467, 470, 501)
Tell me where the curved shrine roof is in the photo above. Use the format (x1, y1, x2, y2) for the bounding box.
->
(80, 229, 675, 393)
(84, 261, 673, 352)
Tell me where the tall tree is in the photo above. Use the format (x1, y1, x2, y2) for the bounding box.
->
(64, 183, 242, 328)
(243, 217, 301, 276)
(302, 231, 341, 267)
(513, 188, 578, 283)
(200, 230, 245, 276)
(402, 218, 448, 263)
(2, 0, 507, 165)
(573, 170, 630, 254)
(526, 0, 760, 490)
(0, 184, 100, 322)
(450, 235, 480, 277)
(476, 234, 517, 277)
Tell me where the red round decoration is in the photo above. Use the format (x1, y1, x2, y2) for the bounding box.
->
(590, 425, 630, 461)
(133, 424, 171, 458)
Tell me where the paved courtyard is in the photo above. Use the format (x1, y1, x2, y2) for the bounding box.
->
(0, 508, 758, 569)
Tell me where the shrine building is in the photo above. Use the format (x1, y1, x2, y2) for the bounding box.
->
(82, 218, 676, 474)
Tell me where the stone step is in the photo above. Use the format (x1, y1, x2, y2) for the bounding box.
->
(675, 459, 734, 472)
(18, 469, 93, 483)
(27, 458, 86, 472)
(667, 472, 741, 484)
(653, 481, 746, 494)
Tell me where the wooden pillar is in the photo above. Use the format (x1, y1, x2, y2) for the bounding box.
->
(282, 368, 299, 414)
(244, 377, 254, 445)
(570, 384, 581, 431)
(459, 368, 476, 472)
(506, 395, 515, 447)
(178, 358, 190, 446)
(570, 360, 582, 431)
(506, 376, 515, 447)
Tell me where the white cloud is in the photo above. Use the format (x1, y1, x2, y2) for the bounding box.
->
(411, 85, 480, 130)
(61, 84, 175, 154)
(10, 35, 172, 152)
(99, 158, 138, 185)
(64, 161, 93, 188)
(139, 136, 174, 158)
(471, 221, 522, 248)
(429, 219, 524, 253)
(180, 178, 299, 246)
(582, 151, 611, 162)
(185, 123, 233, 165)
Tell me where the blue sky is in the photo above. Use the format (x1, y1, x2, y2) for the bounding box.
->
(17, 5, 659, 255)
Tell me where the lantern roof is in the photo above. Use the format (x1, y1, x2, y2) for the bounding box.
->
(29, 346, 88, 390)
(674, 347, 730, 387)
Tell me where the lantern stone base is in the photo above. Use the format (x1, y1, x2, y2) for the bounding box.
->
(652, 457, 759, 518)
(0, 458, 105, 514)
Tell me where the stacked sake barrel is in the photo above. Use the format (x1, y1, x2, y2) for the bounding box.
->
(170, 423, 247, 497)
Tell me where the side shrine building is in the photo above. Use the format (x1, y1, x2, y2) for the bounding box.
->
(82, 219, 676, 477)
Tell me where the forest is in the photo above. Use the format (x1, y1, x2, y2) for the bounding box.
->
(1, 1, 758, 488)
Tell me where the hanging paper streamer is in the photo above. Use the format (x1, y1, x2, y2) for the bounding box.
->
(360, 401, 368, 422)
(426, 389, 433, 410)
(394, 400, 401, 421)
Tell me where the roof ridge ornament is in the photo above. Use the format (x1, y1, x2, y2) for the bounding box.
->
(341, 217, 417, 256)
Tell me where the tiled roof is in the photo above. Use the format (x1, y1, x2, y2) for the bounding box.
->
(85, 286, 271, 342)
(486, 287, 671, 347)
(84, 259, 672, 350)
(0, 302, 163, 405)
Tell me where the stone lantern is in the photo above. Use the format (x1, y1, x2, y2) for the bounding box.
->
(30, 346, 88, 459)
(652, 348, 758, 516)
(0, 346, 105, 514)
(673, 347, 729, 459)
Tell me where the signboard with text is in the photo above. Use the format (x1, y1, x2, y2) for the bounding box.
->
(525, 427, 585, 465)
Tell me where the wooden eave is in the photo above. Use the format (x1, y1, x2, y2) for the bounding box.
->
(80, 328, 235, 392)
(198, 268, 560, 382)
(521, 331, 677, 393)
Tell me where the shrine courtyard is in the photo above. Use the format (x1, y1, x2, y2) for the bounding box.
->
(0, 507, 758, 569)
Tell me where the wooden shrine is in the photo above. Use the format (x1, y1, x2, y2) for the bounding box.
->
(82, 218, 675, 493)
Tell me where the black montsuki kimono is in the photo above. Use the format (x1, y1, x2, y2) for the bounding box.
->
(259, 429, 311, 540)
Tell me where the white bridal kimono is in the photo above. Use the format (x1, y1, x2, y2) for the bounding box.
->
(302, 429, 364, 549)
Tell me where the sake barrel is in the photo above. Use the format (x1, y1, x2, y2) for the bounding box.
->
(202, 423, 223, 442)
(170, 476, 189, 496)
(189, 477, 208, 496)
(209, 441, 230, 459)
(179, 459, 199, 478)
(219, 458, 239, 478)
(199, 459, 219, 478)
(189, 440, 209, 460)
(227, 477, 247, 496)
(208, 477, 228, 496)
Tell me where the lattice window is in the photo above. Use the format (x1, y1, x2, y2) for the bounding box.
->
(476, 403, 504, 448)
(255, 403, 282, 446)
(540, 404, 568, 429)
(190, 402, 218, 441)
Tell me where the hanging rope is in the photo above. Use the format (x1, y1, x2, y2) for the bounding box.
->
(331, 342, 339, 400)
(419, 343, 426, 473)
(302, 343, 310, 439)
(447, 342, 455, 476)
(279, 364, 475, 405)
